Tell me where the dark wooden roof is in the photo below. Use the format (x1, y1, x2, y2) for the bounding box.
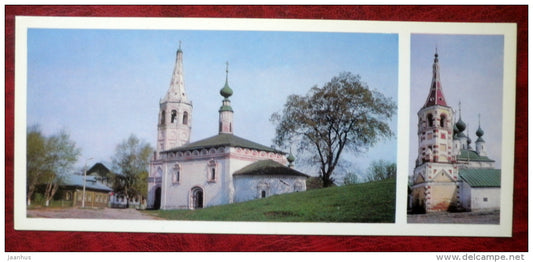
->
(233, 159, 309, 177)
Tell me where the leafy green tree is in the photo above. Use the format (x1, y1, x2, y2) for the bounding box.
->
(271, 72, 396, 187)
(365, 160, 396, 182)
(42, 130, 81, 206)
(26, 126, 47, 206)
(26, 125, 80, 206)
(111, 134, 153, 205)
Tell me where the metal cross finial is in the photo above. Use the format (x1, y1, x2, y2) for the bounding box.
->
(458, 101, 462, 118)
(179, 40, 182, 49)
(478, 113, 481, 127)
(226, 61, 229, 74)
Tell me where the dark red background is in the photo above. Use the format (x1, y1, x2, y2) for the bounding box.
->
(5, 5, 528, 252)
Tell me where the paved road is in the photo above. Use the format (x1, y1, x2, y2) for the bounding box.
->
(407, 210, 500, 224)
(27, 207, 162, 220)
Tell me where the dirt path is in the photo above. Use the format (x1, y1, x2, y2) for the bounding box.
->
(27, 207, 162, 220)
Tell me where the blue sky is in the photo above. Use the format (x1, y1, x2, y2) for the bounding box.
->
(410, 34, 504, 172)
(27, 29, 398, 178)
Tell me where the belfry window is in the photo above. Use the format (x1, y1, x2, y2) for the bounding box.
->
(427, 114, 434, 127)
(183, 111, 189, 125)
(171, 110, 177, 123)
(161, 110, 166, 125)
(440, 114, 446, 128)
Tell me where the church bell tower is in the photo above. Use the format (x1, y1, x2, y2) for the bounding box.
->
(156, 42, 192, 155)
(412, 51, 460, 212)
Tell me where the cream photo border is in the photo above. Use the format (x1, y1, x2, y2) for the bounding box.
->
(13, 16, 517, 236)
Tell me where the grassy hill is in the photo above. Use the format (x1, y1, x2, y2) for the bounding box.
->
(145, 177, 395, 223)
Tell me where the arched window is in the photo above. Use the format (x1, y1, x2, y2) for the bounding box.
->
(427, 114, 434, 127)
(440, 114, 446, 128)
(171, 110, 177, 123)
(161, 110, 166, 125)
(183, 111, 189, 125)
(257, 182, 269, 199)
(173, 164, 181, 184)
(207, 159, 217, 182)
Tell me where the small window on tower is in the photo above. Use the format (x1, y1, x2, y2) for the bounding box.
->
(427, 114, 434, 127)
(183, 111, 189, 125)
(440, 114, 447, 128)
(171, 110, 177, 123)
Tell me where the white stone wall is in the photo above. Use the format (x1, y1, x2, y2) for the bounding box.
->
(460, 183, 500, 211)
(157, 146, 288, 210)
(470, 187, 500, 211)
(460, 182, 472, 210)
(160, 151, 235, 210)
(233, 175, 307, 203)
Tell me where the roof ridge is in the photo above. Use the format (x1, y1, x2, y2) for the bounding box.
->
(164, 133, 284, 154)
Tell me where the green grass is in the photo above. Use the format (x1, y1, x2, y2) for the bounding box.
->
(144, 177, 396, 223)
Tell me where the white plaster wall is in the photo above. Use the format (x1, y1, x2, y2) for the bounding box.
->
(233, 175, 307, 203)
(161, 155, 234, 209)
(470, 187, 500, 210)
(460, 182, 472, 210)
(157, 146, 290, 210)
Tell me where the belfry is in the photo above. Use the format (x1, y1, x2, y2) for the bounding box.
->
(410, 51, 501, 213)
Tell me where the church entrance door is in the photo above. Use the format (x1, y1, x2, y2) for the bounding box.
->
(154, 187, 161, 210)
(192, 187, 203, 209)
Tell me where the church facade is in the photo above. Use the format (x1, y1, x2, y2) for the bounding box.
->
(411, 51, 501, 213)
(147, 45, 308, 210)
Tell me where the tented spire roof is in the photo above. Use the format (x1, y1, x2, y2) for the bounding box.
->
(423, 51, 448, 108)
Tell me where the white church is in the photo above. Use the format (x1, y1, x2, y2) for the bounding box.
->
(147, 44, 309, 210)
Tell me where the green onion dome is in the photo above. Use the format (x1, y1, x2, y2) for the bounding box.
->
(287, 152, 296, 163)
(220, 81, 233, 98)
(456, 117, 466, 132)
(476, 126, 484, 137)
